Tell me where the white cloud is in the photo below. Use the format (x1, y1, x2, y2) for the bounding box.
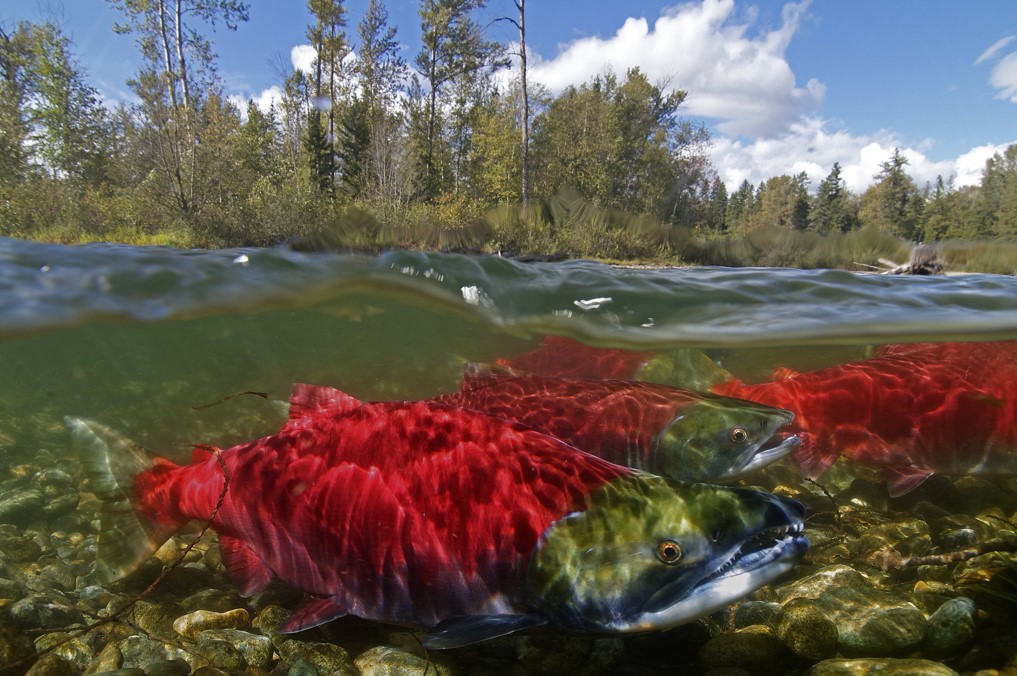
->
(526, 0, 821, 137)
(710, 116, 1015, 193)
(975, 35, 1017, 103)
(227, 45, 317, 119)
(975, 36, 1015, 65)
(989, 51, 1017, 102)
(291, 44, 317, 74)
(228, 86, 284, 119)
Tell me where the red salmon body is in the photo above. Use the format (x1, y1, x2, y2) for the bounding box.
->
(118, 390, 628, 631)
(497, 336, 654, 379)
(711, 340, 1017, 495)
(433, 368, 694, 468)
(428, 366, 798, 482)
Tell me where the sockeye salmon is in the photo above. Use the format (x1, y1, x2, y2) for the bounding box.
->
(70, 384, 807, 648)
(706, 340, 1017, 496)
(425, 365, 799, 483)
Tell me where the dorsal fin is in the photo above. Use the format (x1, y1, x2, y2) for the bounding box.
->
(289, 384, 363, 419)
(460, 362, 515, 391)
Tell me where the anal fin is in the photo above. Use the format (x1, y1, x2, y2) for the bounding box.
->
(219, 535, 274, 597)
(423, 614, 548, 649)
(278, 596, 349, 634)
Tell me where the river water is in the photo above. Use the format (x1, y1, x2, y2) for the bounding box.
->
(3, 236, 1017, 673)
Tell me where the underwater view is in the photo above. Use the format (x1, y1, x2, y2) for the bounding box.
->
(4, 236, 1017, 674)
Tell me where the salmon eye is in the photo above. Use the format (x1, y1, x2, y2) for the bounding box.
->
(656, 540, 682, 564)
(729, 427, 748, 443)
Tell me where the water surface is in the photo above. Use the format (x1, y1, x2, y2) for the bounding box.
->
(4, 237, 1017, 456)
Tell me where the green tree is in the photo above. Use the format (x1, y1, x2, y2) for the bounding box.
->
(469, 85, 522, 203)
(725, 179, 756, 234)
(414, 0, 502, 198)
(235, 100, 280, 180)
(865, 148, 923, 240)
(336, 94, 370, 196)
(304, 108, 333, 194)
(606, 68, 687, 213)
(810, 162, 857, 234)
(531, 74, 613, 200)
(0, 21, 109, 186)
(703, 176, 727, 233)
(307, 0, 350, 186)
(747, 173, 810, 231)
(354, 0, 408, 207)
(967, 144, 1017, 239)
(356, 0, 404, 113)
(108, 0, 250, 213)
(0, 25, 30, 187)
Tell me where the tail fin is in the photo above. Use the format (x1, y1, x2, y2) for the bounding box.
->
(634, 348, 736, 392)
(67, 417, 177, 584)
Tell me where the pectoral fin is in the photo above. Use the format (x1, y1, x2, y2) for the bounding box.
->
(423, 614, 548, 649)
(219, 535, 274, 596)
(278, 596, 349, 634)
(885, 466, 934, 497)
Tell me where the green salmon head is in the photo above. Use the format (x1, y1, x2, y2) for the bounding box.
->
(654, 396, 799, 482)
(527, 475, 807, 634)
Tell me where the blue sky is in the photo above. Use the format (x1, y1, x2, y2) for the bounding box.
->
(5, 0, 1017, 193)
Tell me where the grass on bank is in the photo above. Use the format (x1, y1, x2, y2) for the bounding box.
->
(4, 186, 1017, 274)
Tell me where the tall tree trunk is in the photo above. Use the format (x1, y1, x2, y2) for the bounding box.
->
(516, 0, 528, 205)
(156, 0, 178, 109)
(425, 47, 438, 194)
(174, 0, 191, 109)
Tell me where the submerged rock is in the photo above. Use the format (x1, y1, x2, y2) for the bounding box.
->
(355, 645, 454, 676)
(515, 633, 625, 675)
(198, 629, 272, 671)
(0, 490, 45, 526)
(922, 597, 976, 657)
(116, 634, 190, 675)
(172, 608, 250, 640)
(0, 620, 36, 675)
(814, 586, 927, 656)
(698, 624, 787, 675)
(22, 652, 77, 676)
(805, 657, 958, 675)
(775, 598, 839, 662)
(276, 638, 356, 675)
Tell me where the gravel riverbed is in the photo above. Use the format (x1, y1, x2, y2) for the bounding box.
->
(2, 448, 1017, 675)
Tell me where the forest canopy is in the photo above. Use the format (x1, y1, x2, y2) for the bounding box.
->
(1, 1, 1016, 267)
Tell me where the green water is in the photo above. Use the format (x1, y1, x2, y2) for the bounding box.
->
(3, 237, 1017, 460)
(6, 237, 1017, 672)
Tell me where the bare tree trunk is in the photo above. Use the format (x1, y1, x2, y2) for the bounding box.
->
(156, 0, 188, 211)
(156, 0, 178, 108)
(425, 47, 438, 194)
(516, 0, 528, 205)
(174, 0, 191, 109)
